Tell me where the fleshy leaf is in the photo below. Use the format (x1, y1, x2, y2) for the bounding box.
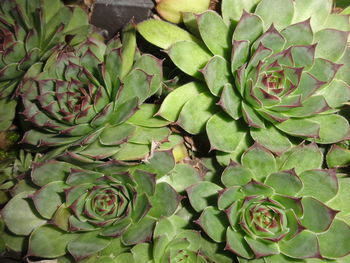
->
(197, 207, 227, 242)
(167, 41, 212, 78)
(158, 82, 206, 122)
(202, 55, 231, 96)
(318, 219, 350, 258)
(148, 183, 179, 218)
(265, 170, 302, 196)
(221, 163, 255, 187)
(177, 92, 217, 134)
(137, 19, 199, 49)
(221, 0, 260, 24)
(68, 231, 111, 261)
(298, 169, 338, 202)
(2, 192, 46, 236)
(309, 115, 349, 144)
(206, 112, 247, 152)
(279, 231, 320, 259)
(301, 197, 338, 233)
(277, 143, 323, 174)
(241, 143, 277, 181)
(187, 182, 222, 212)
(28, 225, 77, 258)
(197, 11, 230, 57)
(226, 227, 254, 259)
(250, 125, 292, 155)
(326, 144, 350, 168)
(255, 0, 294, 30)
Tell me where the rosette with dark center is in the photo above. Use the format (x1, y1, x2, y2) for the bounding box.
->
(1, 157, 180, 260)
(138, 0, 350, 157)
(19, 26, 170, 162)
(0, 0, 90, 130)
(187, 143, 350, 262)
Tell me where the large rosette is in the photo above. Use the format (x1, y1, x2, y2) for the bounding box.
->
(138, 0, 350, 160)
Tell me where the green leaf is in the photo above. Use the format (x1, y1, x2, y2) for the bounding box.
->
(164, 163, 201, 192)
(244, 236, 280, 258)
(277, 143, 323, 174)
(68, 232, 111, 261)
(28, 225, 77, 258)
(202, 55, 231, 96)
(241, 143, 277, 181)
(0, 99, 16, 131)
(187, 182, 222, 212)
(197, 11, 230, 57)
(226, 228, 254, 259)
(318, 219, 350, 258)
(265, 170, 303, 196)
(301, 197, 338, 233)
(327, 144, 350, 168)
(293, 0, 332, 31)
(2, 192, 46, 236)
(241, 102, 266, 129)
(218, 186, 243, 210)
(319, 79, 350, 108)
(255, 0, 294, 30)
(231, 40, 250, 72)
(121, 217, 156, 245)
(148, 183, 179, 218)
(121, 24, 136, 79)
(127, 104, 170, 127)
(197, 207, 227, 242)
(221, 163, 255, 187)
(158, 82, 206, 122)
(233, 12, 263, 43)
(314, 28, 349, 61)
(242, 180, 274, 196)
(112, 143, 149, 161)
(281, 19, 314, 46)
(177, 92, 217, 134)
(279, 231, 320, 258)
(219, 83, 242, 120)
(275, 118, 320, 139)
(137, 19, 199, 49)
(250, 125, 292, 155)
(206, 112, 247, 152)
(327, 177, 350, 220)
(221, 0, 260, 23)
(99, 123, 136, 146)
(119, 69, 151, 104)
(31, 181, 66, 219)
(298, 170, 338, 203)
(285, 95, 331, 118)
(309, 115, 349, 144)
(167, 41, 212, 79)
(31, 161, 72, 187)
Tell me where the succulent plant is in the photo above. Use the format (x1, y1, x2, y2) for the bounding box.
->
(0, 0, 90, 131)
(18, 25, 170, 162)
(138, 0, 350, 160)
(110, 212, 233, 263)
(1, 151, 180, 261)
(155, 0, 211, 24)
(0, 149, 36, 205)
(186, 142, 350, 262)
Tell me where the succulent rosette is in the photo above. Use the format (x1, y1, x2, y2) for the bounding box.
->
(111, 212, 232, 263)
(19, 25, 170, 162)
(0, 0, 90, 130)
(186, 142, 350, 262)
(0, 151, 180, 261)
(138, 0, 350, 159)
